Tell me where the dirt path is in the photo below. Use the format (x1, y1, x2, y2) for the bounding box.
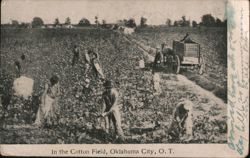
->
(124, 35, 226, 102)
(122, 32, 226, 123)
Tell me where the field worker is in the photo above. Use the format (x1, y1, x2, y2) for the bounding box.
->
(72, 45, 80, 66)
(161, 42, 171, 64)
(171, 99, 194, 139)
(101, 80, 124, 140)
(181, 33, 193, 43)
(92, 50, 105, 80)
(14, 61, 21, 77)
(84, 49, 91, 76)
(154, 46, 162, 68)
(34, 75, 60, 127)
(14, 54, 26, 77)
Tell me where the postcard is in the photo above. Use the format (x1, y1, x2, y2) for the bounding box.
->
(0, 0, 249, 157)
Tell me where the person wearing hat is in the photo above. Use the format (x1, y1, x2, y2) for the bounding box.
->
(101, 80, 124, 140)
(180, 33, 194, 43)
(34, 75, 61, 127)
(169, 99, 194, 140)
(154, 46, 162, 68)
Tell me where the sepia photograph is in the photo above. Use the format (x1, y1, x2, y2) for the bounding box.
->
(0, 0, 249, 157)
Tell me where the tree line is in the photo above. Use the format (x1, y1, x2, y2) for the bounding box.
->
(3, 14, 226, 28)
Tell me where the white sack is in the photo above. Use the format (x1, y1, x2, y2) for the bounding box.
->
(13, 76, 34, 99)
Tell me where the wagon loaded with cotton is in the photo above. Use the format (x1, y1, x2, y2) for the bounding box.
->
(159, 38, 205, 74)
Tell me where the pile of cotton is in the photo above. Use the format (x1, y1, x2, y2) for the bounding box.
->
(13, 76, 34, 99)
(124, 27, 135, 34)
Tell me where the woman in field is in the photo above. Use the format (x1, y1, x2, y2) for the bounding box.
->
(91, 50, 105, 80)
(34, 75, 60, 127)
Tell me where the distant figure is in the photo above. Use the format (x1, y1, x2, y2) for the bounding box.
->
(84, 49, 91, 76)
(34, 75, 60, 127)
(92, 50, 105, 80)
(101, 80, 124, 140)
(14, 54, 26, 77)
(21, 54, 26, 60)
(169, 99, 194, 140)
(154, 46, 162, 68)
(161, 43, 173, 63)
(180, 33, 194, 43)
(14, 61, 21, 77)
(72, 45, 80, 66)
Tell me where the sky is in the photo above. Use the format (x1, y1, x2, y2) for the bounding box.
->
(1, 0, 227, 25)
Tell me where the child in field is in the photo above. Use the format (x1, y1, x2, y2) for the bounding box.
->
(34, 75, 60, 127)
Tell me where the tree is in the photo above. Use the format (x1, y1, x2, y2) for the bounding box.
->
(78, 18, 91, 26)
(180, 16, 190, 27)
(65, 17, 71, 25)
(173, 21, 178, 27)
(20, 22, 29, 28)
(11, 20, 19, 27)
(192, 20, 198, 27)
(166, 18, 172, 27)
(201, 14, 216, 27)
(140, 17, 147, 27)
(31, 17, 44, 28)
(54, 18, 60, 26)
(215, 18, 223, 27)
(125, 18, 136, 28)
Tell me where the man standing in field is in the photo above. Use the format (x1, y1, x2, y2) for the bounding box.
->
(83, 49, 91, 76)
(154, 46, 162, 68)
(92, 49, 105, 80)
(72, 45, 80, 66)
(101, 80, 124, 141)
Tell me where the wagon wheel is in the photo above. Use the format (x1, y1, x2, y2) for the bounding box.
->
(173, 55, 180, 74)
(198, 54, 205, 75)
